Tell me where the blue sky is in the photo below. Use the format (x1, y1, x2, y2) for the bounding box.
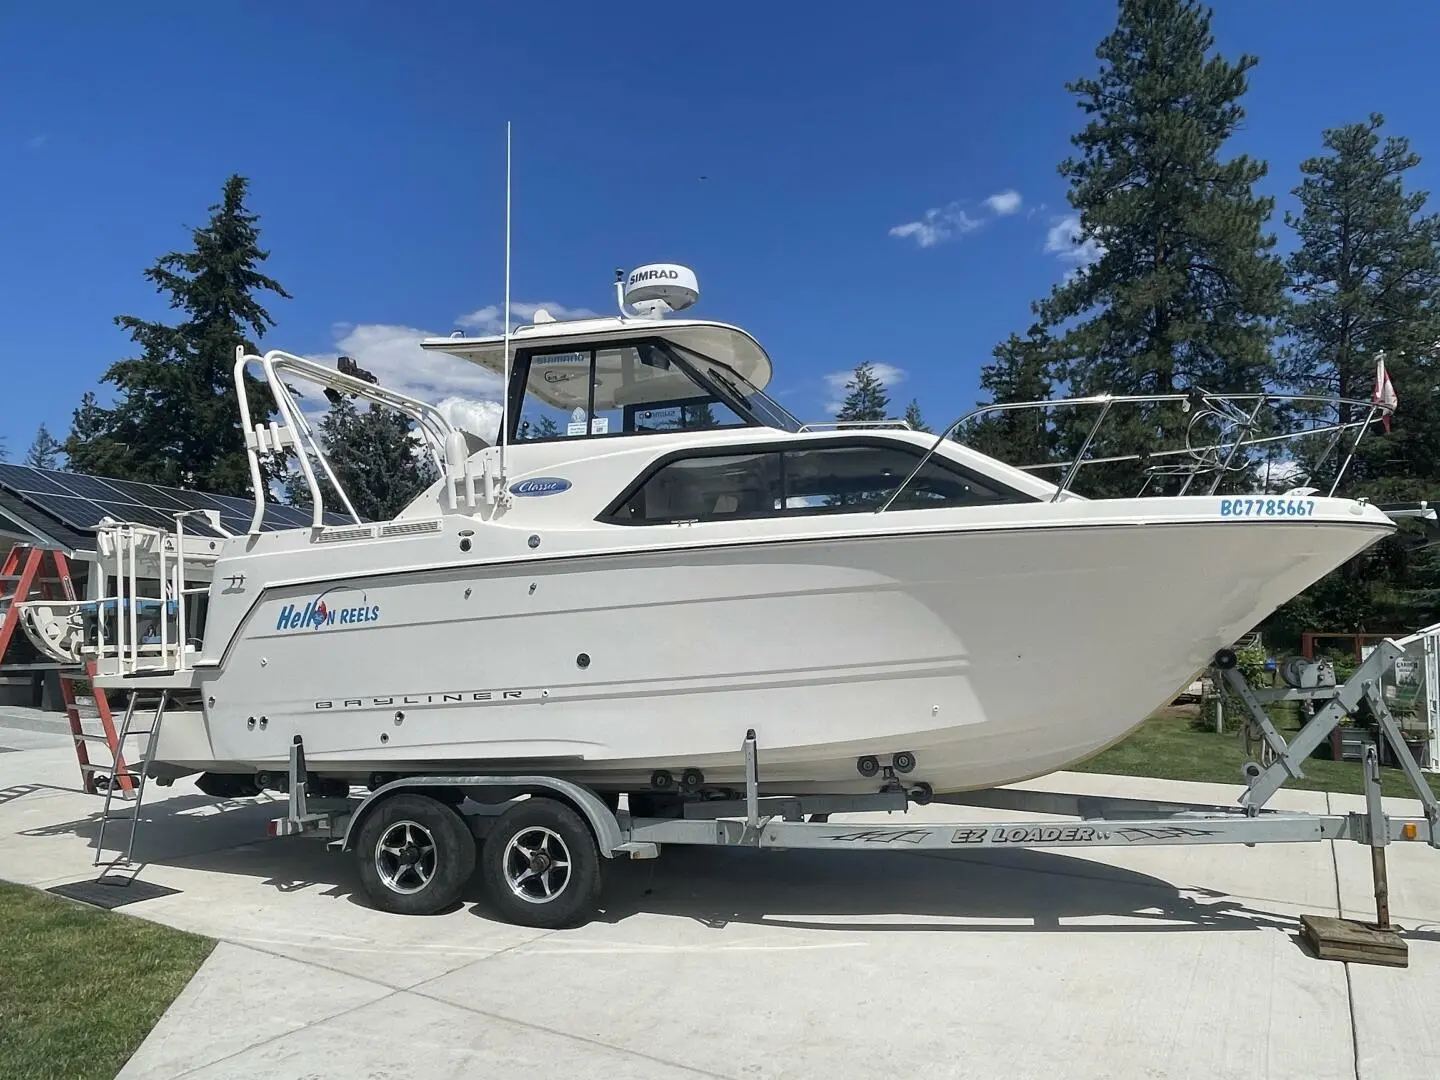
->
(3, 0, 1440, 459)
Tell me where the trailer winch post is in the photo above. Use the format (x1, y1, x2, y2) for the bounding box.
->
(1362, 744, 1392, 930)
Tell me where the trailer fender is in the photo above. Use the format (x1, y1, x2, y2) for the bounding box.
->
(338, 775, 625, 857)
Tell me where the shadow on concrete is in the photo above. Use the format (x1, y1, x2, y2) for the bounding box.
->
(552, 844, 1303, 936)
(12, 787, 1398, 942)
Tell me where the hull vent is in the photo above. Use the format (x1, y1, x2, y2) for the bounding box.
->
(314, 526, 375, 544)
(380, 520, 442, 537)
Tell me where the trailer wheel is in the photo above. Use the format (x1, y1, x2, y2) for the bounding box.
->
(354, 794, 476, 916)
(480, 798, 603, 929)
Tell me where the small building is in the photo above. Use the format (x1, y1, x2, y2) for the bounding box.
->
(0, 462, 348, 707)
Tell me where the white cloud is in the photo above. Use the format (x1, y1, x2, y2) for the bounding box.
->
(26, 134, 47, 150)
(983, 190, 1022, 216)
(455, 301, 599, 334)
(300, 297, 590, 440)
(435, 396, 505, 443)
(822, 363, 907, 414)
(890, 191, 1024, 247)
(1045, 214, 1106, 268)
(889, 204, 983, 248)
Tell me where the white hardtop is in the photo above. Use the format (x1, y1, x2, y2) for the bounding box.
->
(420, 317, 774, 403)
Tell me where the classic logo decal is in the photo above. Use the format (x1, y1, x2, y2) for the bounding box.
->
(276, 587, 380, 632)
(509, 476, 572, 497)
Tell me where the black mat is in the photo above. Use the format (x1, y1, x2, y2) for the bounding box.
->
(47, 876, 181, 909)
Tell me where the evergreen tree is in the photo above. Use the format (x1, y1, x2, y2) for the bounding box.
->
(65, 176, 290, 494)
(1029, 0, 1287, 494)
(286, 395, 439, 521)
(902, 399, 931, 433)
(1266, 113, 1440, 637)
(0, 434, 7, 462)
(64, 392, 133, 477)
(1281, 113, 1440, 496)
(23, 424, 63, 470)
(835, 362, 891, 425)
(966, 329, 1058, 471)
(517, 415, 563, 441)
(680, 401, 718, 429)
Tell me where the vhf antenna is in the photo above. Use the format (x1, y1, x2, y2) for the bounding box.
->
(498, 120, 513, 495)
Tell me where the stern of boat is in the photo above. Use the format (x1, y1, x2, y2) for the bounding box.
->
(17, 518, 221, 684)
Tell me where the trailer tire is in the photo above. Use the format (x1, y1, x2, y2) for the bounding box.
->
(354, 794, 476, 916)
(480, 798, 603, 929)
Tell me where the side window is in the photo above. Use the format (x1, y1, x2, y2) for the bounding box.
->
(782, 445, 1019, 512)
(629, 397, 746, 433)
(608, 451, 782, 523)
(515, 350, 589, 441)
(604, 442, 1028, 525)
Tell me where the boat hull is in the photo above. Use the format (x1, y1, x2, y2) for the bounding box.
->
(150, 512, 1389, 794)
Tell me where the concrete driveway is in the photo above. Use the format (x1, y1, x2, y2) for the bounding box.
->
(2, 706, 1438, 1080)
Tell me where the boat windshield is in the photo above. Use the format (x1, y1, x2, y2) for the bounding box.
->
(666, 342, 803, 434)
(510, 336, 802, 441)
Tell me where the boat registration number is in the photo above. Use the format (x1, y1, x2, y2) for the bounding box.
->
(1219, 498, 1317, 518)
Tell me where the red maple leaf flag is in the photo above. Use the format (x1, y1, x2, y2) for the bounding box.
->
(1373, 352, 1398, 433)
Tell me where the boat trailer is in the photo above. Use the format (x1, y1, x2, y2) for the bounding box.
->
(224, 623, 1440, 965)
(91, 624, 1439, 965)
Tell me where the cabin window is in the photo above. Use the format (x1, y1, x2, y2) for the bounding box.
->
(512, 342, 752, 442)
(782, 445, 1019, 513)
(603, 440, 1033, 524)
(607, 451, 783, 523)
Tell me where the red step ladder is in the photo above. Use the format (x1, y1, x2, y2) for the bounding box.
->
(0, 543, 135, 795)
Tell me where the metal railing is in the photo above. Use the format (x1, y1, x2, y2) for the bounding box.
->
(20, 514, 219, 676)
(876, 388, 1393, 513)
(232, 348, 496, 534)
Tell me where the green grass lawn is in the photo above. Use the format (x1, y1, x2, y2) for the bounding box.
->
(1073, 707, 1440, 800)
(0, 881, 214, 1080)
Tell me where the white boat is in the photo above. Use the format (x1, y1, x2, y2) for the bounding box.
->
(20, 264, 1398, 803)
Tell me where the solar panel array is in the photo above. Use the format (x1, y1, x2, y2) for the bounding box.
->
(0, 463, 354, 538)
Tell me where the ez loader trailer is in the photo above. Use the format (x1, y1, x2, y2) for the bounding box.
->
(98, 628, 1440, 961)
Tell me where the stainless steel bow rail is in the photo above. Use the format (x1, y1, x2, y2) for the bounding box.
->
(243, 627, 1440, 964)
(879, 387, 1393, 511)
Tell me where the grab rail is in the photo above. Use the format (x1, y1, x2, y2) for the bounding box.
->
(85, 514, 218, 676)
(875, 389, 1392, 513)
(233, 348, 468, 534)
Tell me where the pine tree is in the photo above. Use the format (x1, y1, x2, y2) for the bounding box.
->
(835, 362, 891, 425)
(965, 329, 1058, 471)
(0, 434, 7, 462)
(1281, 113, 1440, 496)
(23, 424, 62, 469)
(680, 401, 718, 429)
(286, 396, 439, 521)
(1029, 0, 1287, 494)
(64, 392, 133, 477)
(65, 176, 290, 494)
(902, 399, 931, 433)
(1266, 113, 1440, 636)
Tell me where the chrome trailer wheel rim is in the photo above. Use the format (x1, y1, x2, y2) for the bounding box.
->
(503, 826, 572, 904)
(374, 820, 438, 895)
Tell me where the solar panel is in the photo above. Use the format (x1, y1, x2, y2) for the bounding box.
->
(53, 474, 129, 500)
(101, 479, 192, 511)
(37, 496, 114, 532)
(0, 463, 72, 496)
(0, 463, 361, 540)
(92, 502, 177, 531)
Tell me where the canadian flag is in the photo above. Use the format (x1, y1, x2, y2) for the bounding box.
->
(1373, 352, 1398, 432)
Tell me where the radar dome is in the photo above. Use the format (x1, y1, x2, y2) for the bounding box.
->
(623, 263, 698, 317)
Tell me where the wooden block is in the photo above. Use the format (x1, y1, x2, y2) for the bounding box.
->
(1299, 914, 1408, 968)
